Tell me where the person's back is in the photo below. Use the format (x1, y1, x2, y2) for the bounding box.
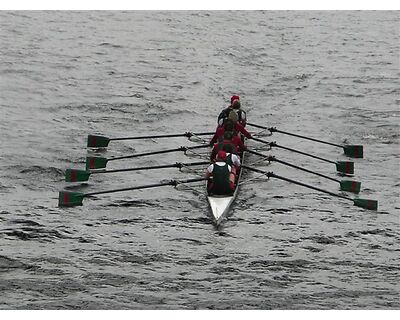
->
(210, 131, 239, 160)
(222, 143, 241, 169)
(206, 151, 235, 195)
(217, 95, 247, 127)
(209, 114, 252, 146)
(231, 98, 247, 127)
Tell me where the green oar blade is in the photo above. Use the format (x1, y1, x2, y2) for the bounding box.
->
(87, 135, 110, 148)
(340, 180, 361, 194)
(65, 169, 91, 182)
(336, 161, 354, 174)
(343, 145, 363, 158)
(86, 157, 108, 170)
(58, 191, 84, 207)
(353, 198, 378, 210)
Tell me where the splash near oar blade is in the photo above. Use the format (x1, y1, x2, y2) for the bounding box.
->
(340, 180, 361, 194)
(58, 191, 84, 207)
(65, 169, 91, 182)
(87, 135, 110, 148)
(86, 157, 108, 170)
(343, 145, 363, 158)
(336, 161, 354, 174)
(353, 198, 378, 210)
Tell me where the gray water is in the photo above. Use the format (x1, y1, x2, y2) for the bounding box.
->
(0, 11, 399, 309)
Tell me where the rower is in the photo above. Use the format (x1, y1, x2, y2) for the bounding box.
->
(206, 150, 235, 196)
(210, 130, 246, 161)
(217, 95, 247, 127)
(210, 111, 252, 146)
(222, 143, 241, 169)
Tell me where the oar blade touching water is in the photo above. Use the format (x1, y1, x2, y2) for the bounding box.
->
(65, 169, 91, 182)
(340, 180, 361, 194)
(343, 145, 363, 158)
(353, 198, 378, 210)
(335, 161, 354, 174)
(86, 157, 108, 170)
(58, 191, 85, 207)
(87, 135, 110, 148)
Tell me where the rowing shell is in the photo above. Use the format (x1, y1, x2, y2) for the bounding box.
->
(207, 151, 245, 226)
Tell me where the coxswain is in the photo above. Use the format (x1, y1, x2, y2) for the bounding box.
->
(217, 95, 247, 127)
(210, 111, 252, 145)
(206, 150, 235, 196)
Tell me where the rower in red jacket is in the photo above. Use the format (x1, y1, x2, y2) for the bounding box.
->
(210, 111, 252, 145)
(210, 130, 247, 161)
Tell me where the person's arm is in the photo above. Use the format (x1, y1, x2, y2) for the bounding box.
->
(209, 127, 222, 145)
(239, 110, 247, 127)
(217, 110, 224, 123)
(205, 165, 213, 178)
(233, 154, 241, 167)
(233, 136, 247, 152)
(235, 122, 251, 139)
(210, 144, 217, 161)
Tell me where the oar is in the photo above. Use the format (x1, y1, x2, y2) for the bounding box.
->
(86, 144, 209, 170)
(66, 161, 209, 182)
(242, 166, 377, 210)
(58, 177, 207, 207)
(87, 131, 214, 148)
(250, 137, 354, 174)
(247, 149, 361, 193)
(247, 122, 363, 158)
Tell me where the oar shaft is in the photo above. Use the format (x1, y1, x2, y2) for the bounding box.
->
(273, 143, 336, 164)
(92, 161, 209, 174)
(84, 182, 172, 196)
(109, 148, 182, 161)
(250, 137, 336, 164)
(248, 149, 340, 183)
(247, 123, 342, 148)
(268, 172, 351, 201)
(84, 177, 206, 197)
(271, 128, 342, 148)
(109, 145, 208, 161)
(242, 165, 351, 202)
(247, 122, 270, 130)
(272, 158, 340, 183)
(109, 132, 213, 141)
